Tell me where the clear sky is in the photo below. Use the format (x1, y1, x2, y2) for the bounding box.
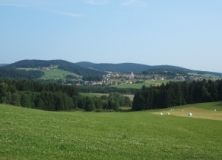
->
(0, 0, 222, 72)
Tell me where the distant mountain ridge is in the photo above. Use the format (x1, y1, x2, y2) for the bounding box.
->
(0, 64, 7, 67)
(1, 60, 222, 80)
(76, 62, 193, 73)
(76, 61, 222, 76)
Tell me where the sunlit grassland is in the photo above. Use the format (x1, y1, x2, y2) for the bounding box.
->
(1, 102, 222, 159)
(152, 102, 222, 121)
(188, 73, 221, 79)
(41, 69, 81, 80)
(201, 74, 221, 79)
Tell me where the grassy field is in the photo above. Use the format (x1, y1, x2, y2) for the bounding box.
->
(1, 102, 222, 159)
(152, 102, 222, 121)
(41, 69, 81, 80)
(188, 73, 221, 79)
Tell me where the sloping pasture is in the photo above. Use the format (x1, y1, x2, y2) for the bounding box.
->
(1, 102, 222, 159)
(153, 102, 222, 121)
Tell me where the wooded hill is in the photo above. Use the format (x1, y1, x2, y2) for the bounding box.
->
(1, 59, 222, 80)
(0, 60, 105, 80)
(76, 61, 222, 77)
(76, 61, 191, 73)
(0, 64, 7, 67)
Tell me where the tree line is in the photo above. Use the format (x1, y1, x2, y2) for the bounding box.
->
(132, 79, 222, 110)
(77, 85, 137, 94)
(0, 68, 44, 80)
(82, 75, 103, 81)
(0, 80, 131, 111)
(142, 69, 188, 77)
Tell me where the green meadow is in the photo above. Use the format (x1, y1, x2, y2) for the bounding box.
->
(188, 73, 221, 79)
(40, 69, 81, 80)
(1, 102, 222, 159)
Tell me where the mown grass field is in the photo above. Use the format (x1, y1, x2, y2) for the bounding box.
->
(41, 69, 81, 80)
(152, 102, 222, 121)
(1, 102, 222, 159)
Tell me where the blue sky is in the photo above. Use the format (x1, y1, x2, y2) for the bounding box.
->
(0, 0, 222, 72)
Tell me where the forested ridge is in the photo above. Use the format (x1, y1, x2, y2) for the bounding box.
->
(76, 62, 222, 77)
(1, 60, 105, 79)
(1, 60, 222, 80)
(76, 62, 192, 73)
(0, 68, 44, 80)
(0, 80, 131, 111)
(132, 79, 222, 110)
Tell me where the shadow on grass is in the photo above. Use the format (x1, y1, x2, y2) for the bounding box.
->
(213, 101, 222, 107)
(119, 109, 133, 112)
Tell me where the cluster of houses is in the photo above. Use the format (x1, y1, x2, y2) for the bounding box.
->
(39, 66, 57, 70)
(81, 72, 220, 86)
(105, 72, 135, 79)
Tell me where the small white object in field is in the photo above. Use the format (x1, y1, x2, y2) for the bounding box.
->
(182, 109, 184, 112)
(188, 112, 192, 116)
(214, 109, 216, 112)
(167, 112, 170, 115)
(160, 112, 163, 115)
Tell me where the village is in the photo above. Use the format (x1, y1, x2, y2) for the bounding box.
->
(81, 72, 219, 86)
(35, 65, 220, 86)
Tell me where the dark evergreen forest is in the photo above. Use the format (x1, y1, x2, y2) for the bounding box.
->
(77, 85, 137, 94)
(0, 80, 131, 111)
(0, 68, 44, 80)
(132, 80, 222, 110)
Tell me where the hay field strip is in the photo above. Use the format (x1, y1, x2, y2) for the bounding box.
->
(152, 102, 222, 121)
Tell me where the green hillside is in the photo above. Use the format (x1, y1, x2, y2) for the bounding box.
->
(41, 69, 81, 80)
(1, 60, 105, 80)
(1, 102, 222, 159)
(17, 68, 81, 80)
